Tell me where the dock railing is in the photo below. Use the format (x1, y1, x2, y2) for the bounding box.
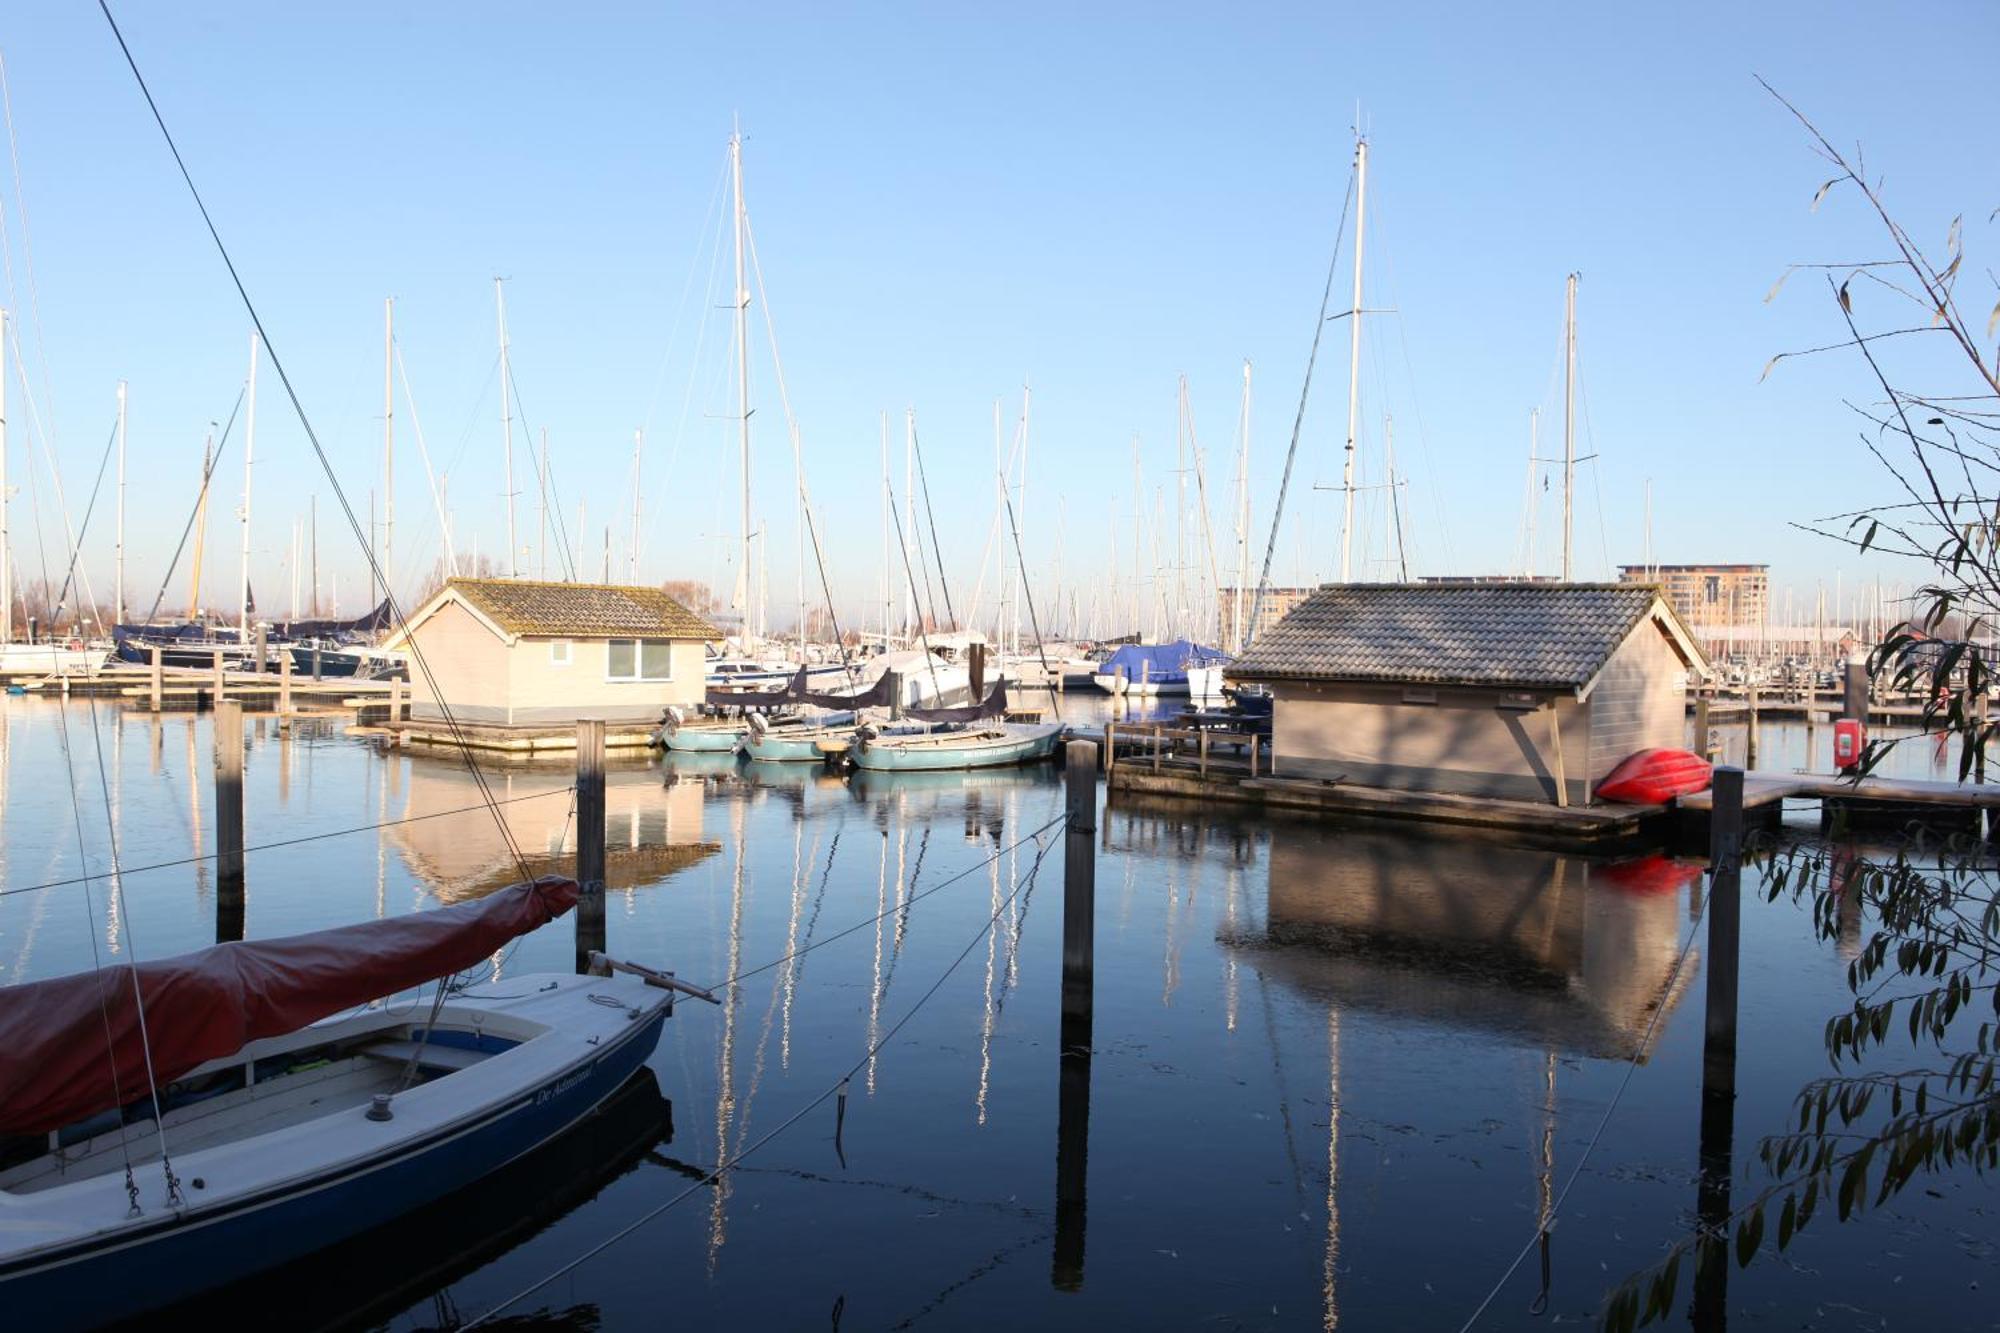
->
(1103, 721, 1265, 781)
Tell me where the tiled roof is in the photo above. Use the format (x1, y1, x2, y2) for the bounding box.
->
(447, 579, 721, 640)
(1232, 582, 1684, 690)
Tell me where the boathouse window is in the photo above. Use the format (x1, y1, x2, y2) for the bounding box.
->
(550, 639, 572, 667)
(607, 638, 674, 682)
(1401, 687, 1437, 705)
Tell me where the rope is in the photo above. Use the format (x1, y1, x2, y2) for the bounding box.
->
(80, 687, 181, 1205)
(1001, 469, 1063, 719)
(1453, 875, 1711, 1331)
(46, 415, 120, 623)
(98, 1, 537, 890)
(909, 423, 958, 630)
(0, 786, 575, 902)
(1247, 166, 1354, 647)
(462, 821, 1061, 1329)
(884, 474, 946, 700)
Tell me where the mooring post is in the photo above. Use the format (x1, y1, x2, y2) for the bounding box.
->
(1693, 762, 1745, 1327)
(277, 654, 293, 728)
(149, 644, 163, 712)
(215, 699, 245, 943)
(574, 719, 607, 973)
(1745, 683, 1760, 770)
(1703, 765, 1744, 1097)
(1843, 653, 1869, 724)
(887, 669, 903, 721)
(1692, 694, 1710, 757)
(1101, 721, 1114, 775)
(254, 624, 268, 673)
(1054, 737, 1097, 1290)
(312, 647, 324, 683)
(1061, 738, 1096, 1040)
(212, 648, 226, 707)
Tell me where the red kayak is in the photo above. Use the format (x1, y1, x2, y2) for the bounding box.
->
(1595, 748, 1712, 805)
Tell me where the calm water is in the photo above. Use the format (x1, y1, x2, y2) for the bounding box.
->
(3, 699, 1995, 1330)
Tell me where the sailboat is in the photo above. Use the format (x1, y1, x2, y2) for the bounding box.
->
(0, 878, 683, 1325)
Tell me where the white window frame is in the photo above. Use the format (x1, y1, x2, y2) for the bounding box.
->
(550, 638, 573, 667)
(606, 637, 675, 683)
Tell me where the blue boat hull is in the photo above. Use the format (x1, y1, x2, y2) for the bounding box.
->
(6, 1010, 667, 1330)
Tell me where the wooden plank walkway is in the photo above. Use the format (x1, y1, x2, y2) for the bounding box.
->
(1677, 771, 2000, 812)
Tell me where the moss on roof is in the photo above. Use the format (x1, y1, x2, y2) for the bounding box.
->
(446, 578, 722, 640)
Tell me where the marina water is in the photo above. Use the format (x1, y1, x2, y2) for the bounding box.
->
(1, 696, 1991, 1328)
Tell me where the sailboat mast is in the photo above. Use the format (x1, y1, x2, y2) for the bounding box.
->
(383, 297, 394, 609)
(115, 379, 127, 625)
(731, 127, 754, 645)
(496, 278, 517, 578)
(539, 427, 550, 579)
(310, 494, 319, 618)
(1233, 359, 1251, 655)
(190, 432, 211, 620)
(1176, 376, 1187, 639)
(880, 411, 890, 643)
(1338, 135, 1368, 583)
(240, 331, 259, 635)
(0, 309, 8, 643)
(1561, 272, 1577, 581)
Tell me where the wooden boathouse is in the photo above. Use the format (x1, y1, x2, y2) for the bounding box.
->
(1230, 581, 1709, 807)
(384, 579, 720, 731)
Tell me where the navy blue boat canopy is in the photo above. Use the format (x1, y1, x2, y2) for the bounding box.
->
(1098, 640, 1229, 682)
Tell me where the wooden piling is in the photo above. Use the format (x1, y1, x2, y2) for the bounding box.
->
(277, 654, 292, 727)
(1101, 722, 1114, 775)
(215, 700, 245, 943)
(149, 645, 163, 712)
(1055, 739, 1098, 1288)
(574, 719, 607, 973)
(1702, 765, 1744, 1099)
(1693, 763, 1745, 1326)
(1745, 684, 1760, 769)
(312, 648, 324, 683)
(212, 649, 226, 706)
(1843, 656, 1869, 722)
(254, 624, 268, 673)
(1693, 694, 1710, 757)
(1060, 739, 1096, 1041)
(1198, 728, 1210, 780)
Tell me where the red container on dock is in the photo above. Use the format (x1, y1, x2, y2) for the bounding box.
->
(1834, 718, 1864, 771)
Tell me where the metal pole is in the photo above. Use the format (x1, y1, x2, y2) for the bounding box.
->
(241, 332, 259, 636)
(497, 278, 517, 578)
(1562, 273, 1577, 582)
(215, 699, 245, 942)
(384, 296, 395, 605)
(1338, 137, 1368, 582)
(732, 127, 753, 644)
(115, 380, 127, 625)
(574, 719, 606, 972)
(1, 308, 9, 644)
(149, 644, 162, 711)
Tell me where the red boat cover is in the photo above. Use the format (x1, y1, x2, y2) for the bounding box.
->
(0, 876, 578, 1138)
(1595, 748, 1713, 805)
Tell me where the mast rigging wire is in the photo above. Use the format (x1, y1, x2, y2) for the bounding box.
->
(98, 0, 535, 888)
(1246, 168, 1354, 649)
(136, 387, 246, 627)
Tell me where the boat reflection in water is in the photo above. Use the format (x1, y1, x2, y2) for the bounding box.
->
(388, 756, 722, 904)
(111, 1068, 675, 1332)
(1221, 824, 1698, 1061)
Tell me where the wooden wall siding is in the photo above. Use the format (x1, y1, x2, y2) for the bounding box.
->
(1583, 619, 1690, 782)
(1270, 681, 1592, 805)
(407, 599, 513, 721)
(506, 636, 706, 723)
(407, 602, 707, 724)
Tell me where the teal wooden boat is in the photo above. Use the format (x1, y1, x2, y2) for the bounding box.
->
(662, 719, 746, 753)
(740, 711, 858, 763)
(849, 721, 1065, 772)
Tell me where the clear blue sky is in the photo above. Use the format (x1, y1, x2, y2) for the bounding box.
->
(0, 2, 1992, 633)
